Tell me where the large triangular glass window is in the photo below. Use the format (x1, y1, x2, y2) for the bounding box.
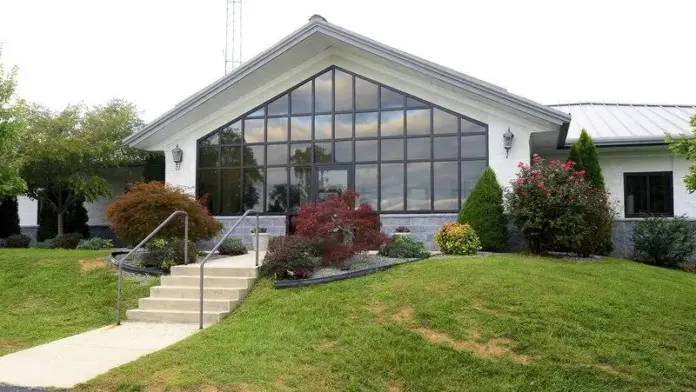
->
(197, 66, 488, 215)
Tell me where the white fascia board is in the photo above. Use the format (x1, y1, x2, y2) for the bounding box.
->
(127, 19, 569, 148)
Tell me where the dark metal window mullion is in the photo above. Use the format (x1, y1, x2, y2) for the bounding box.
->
(331, 68, 336, 163)
(454, 108, 461, 209)
(216, 137, 222, 216)
(309, 78, 316, 203)
(430, 108, 435, 211)
(198, 65, 489, 216)
(402, 107, 408, 211)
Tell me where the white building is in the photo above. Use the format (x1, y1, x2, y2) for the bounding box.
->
(18, 16, 696, 254)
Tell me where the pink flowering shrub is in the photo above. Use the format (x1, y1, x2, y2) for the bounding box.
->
(506, 154, 616, 256)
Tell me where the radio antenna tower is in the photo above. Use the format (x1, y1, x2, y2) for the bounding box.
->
(224, 0, 243, 74)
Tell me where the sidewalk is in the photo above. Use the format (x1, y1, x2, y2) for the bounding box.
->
(0, 322, 198, 388)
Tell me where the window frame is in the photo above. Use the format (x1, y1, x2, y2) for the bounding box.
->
(195, 65, 489, 216)
(623, 171, 674, 218)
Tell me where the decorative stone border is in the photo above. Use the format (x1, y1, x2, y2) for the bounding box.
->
(109, 251, 165, 276)
(274, 256, 429, 289)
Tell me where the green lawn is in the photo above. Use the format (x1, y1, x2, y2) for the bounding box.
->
(0, 248, 157, 356)
(79, 255, 696, 392)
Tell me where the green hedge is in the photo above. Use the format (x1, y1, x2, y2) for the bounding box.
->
(458, 167, 507, 251)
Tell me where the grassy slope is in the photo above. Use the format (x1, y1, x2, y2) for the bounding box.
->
(84, 255, 696, 392)
(0, 249, 156, 356)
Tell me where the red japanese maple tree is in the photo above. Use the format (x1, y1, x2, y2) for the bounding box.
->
(293, 190, 387, 265)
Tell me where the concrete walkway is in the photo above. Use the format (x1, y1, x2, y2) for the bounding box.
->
(203, 251, 266, 267)
(0, 322, 198, 388)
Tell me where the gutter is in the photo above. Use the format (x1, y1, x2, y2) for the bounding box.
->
(559, 137, 668, 149)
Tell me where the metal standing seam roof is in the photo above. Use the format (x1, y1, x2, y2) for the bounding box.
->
(549, 102, 696, 146)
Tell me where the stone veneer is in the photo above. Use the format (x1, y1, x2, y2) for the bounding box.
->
(204, 215, 287, 250)
(15, 217, 652, 258)
(200, 216, 669, 259)
(202, 214, 460, 251)
(380, 214, 459, 250)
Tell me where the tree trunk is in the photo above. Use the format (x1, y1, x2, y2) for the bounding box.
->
(57, 211, 65, 235)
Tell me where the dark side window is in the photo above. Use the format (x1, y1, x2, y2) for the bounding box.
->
(624, 172, 673, 217)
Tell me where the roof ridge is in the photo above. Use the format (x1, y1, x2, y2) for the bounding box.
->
(126, 15, 570, 147)
(550, 102, 696, 108)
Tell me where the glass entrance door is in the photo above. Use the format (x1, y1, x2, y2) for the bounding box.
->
(314, 166, 352, 202)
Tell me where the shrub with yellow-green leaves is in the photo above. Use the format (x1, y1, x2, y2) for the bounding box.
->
(434, 223, 481, 255)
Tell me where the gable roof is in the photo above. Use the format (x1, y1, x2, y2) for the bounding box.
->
(126, 15, 570, 148)
(550, 102, 696, 147)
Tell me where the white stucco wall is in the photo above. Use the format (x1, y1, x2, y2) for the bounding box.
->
(152, 48, 559, 198)
(544, 146, 695, 219)
(85, 167, 145, 226)
(601, 150, 694, 219)
(17, 196, 38, 227)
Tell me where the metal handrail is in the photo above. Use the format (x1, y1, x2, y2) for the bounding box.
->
(116, 210, 189, 325)
(199, 209, 260, 329)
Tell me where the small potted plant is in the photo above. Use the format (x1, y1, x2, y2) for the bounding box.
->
(250, 226, 270, 251)
(393, 226, 412, 238)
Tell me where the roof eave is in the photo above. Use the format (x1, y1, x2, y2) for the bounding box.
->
(318, 23, 570, 125)
(556, 121, 570, 149)
(126, 18, 571, 147)
(124, 22, 323, 147)
(563, 137, 669, 148)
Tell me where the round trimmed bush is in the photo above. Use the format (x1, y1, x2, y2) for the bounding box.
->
(434, 223, 481, 255)
(5, 234, 31, 248)
(378, 236, 430, 259)
(260, 236, 318, 280)
(162, 238, 198, 271)
(105, 182, 223, 245)
(76, 237, 113, 250)
(32, 238, 56, 249)
(632, 216, 696, 268)
(53, 233, 83, 249)
(142, 238, 168, 269)
(142, 238, 197, 272)
(218, 238, 247, 256)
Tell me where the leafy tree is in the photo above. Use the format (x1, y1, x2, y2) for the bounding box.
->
(36, 201, 56, 241)
(21, 100, 145, 235)
(507, 155, 591, 255)
(666, 115, 696, 192)
(0, 197, 21, 238)
(457, 167, 507, 251)
(105, 182, 222, 245)
(573, 129, 604, 189)
(293, 190, 387, 265)
(37, 193, 91, 240)
(66, 196, 90, 238)
(570, 130, 612, 253)
(0, 51, 26, 198)
(507, 155, 615, 256)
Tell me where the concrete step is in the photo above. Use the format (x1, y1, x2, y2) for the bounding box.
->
(170, 265, 258, 278)
(150, 285, 247, 300)
(160, 275, 254, 289)
(139, 297, 239, 312)
(126, 309, 225, 324)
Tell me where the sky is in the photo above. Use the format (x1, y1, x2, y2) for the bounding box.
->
(1, 0, 694, 122)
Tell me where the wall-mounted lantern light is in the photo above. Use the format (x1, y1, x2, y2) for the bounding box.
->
(172, 144, 183, 170)
(503, 128, 514, 158)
